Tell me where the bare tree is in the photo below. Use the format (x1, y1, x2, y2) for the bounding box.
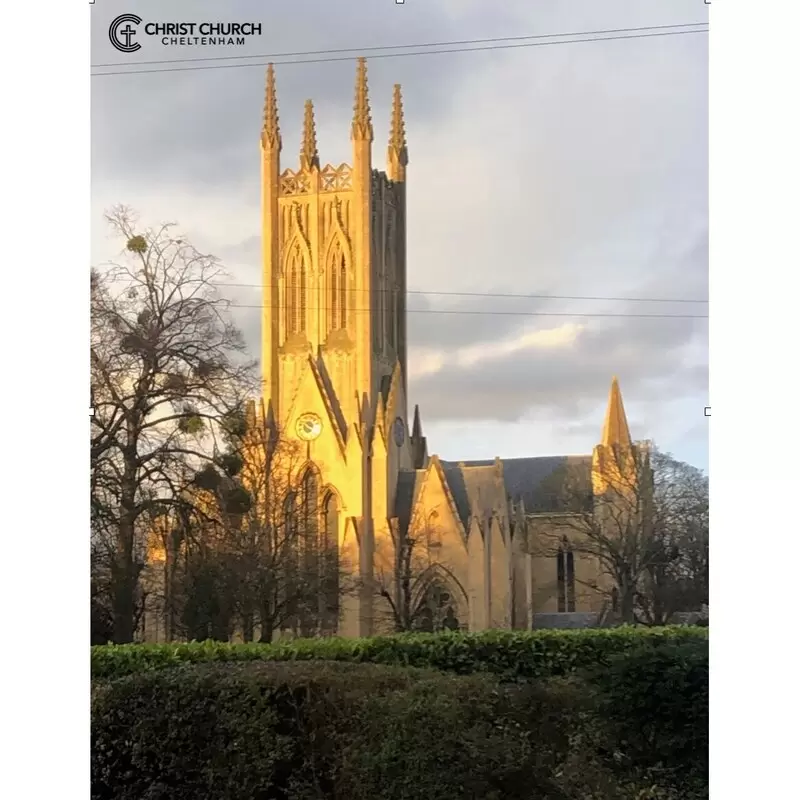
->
(373, 510, 460, 633)
(90, 207, 256, 643)
(637, 452, 709, 624)
(535, 447, 708, 625)
(154, 410, 353, 643)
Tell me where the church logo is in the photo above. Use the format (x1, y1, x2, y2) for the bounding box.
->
(109, 14, 142, 54)
(108, 15, 263, 53)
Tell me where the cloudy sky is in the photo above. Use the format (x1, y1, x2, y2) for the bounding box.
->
(91, 0, 708, 471)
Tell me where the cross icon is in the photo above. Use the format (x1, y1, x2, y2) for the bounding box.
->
(119, 24, 137, 48)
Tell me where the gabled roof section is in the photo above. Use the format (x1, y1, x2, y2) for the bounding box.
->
(440, 455, 592, 513)
(438, 462, 497, 530)
(428, 455, 468, 541)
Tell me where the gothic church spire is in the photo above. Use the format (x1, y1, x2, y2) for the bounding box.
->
(262, 63, 281, 151)
(300, 99, 319, 170)
(387, 83, 408, 181)
(601, 376, 632, 448)
(351, 57, 373, 141)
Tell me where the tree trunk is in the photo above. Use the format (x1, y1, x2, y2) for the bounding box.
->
(619, 572, 637, 624)
(112, 502, 137, 643)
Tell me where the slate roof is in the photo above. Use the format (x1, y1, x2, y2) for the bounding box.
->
(441, 455, 592, 514)
(439, 462, 497, 529)
(393, 454, 593, 531)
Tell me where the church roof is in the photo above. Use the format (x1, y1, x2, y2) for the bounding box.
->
(441, 455, 592, 514)
(393, 455, 593, 533)
(438, 463, 497, 529)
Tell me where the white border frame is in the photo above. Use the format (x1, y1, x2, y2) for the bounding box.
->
(2, 2, 799, 797)
(711, 2, 799, 797)
(1, 2, 90, 797)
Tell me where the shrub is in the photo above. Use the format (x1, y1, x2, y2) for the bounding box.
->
(91, 661, 586, 800)
(91, 625, 707, 682)
(583, 639, 709, 796)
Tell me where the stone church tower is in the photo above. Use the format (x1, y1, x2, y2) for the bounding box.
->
(257, 59, 416, 636)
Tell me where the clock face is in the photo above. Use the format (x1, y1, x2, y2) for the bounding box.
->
(296, 413, 322, 441)
(393, 416, 405, 447)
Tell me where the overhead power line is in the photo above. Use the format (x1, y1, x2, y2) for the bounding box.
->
(227, 303, 707, 320)
(92, 22, 706, 69)
(92, 24, 708, 77)
(215, 283, 708, 305)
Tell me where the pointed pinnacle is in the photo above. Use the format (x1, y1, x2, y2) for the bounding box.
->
(351, 57, 373, 141)
(601, 376, 632, 448)
(412, 404, 422, 438)
(262, 64, 281, 150)
(300, 99, 319, 170)
(389, 84, 407, 158)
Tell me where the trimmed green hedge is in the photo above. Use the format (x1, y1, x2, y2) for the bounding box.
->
(92, 661, 585, 800)
(92, 625, 707, 681)
(92, 643, 708, 800)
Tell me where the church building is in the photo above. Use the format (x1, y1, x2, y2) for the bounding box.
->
(245, 58, 649, 638)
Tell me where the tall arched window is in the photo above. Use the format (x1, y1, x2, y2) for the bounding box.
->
(328, 245, 348, 332)
(330, 263, 338, 331)
(299, 264, 306, 333)
(282, 491, 299, 627)
(566, 549, 576, 612)
(384, 283, 391, 351)
(556, 537, 576, 612)
(321, 492, 340, 633)
(339, 256, 347, 329)
(378, 270, 386, 351)
(322, 492, 338, 554)
(283, 492, 298, 542)
(286, 263, 297, 335)
(285, 244, 306, 335)
(300, 470, 318, 553)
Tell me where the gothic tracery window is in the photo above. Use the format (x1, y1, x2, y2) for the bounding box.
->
(300, 469, 318, 551)
(339, 256, 347, 329)
(329, 243, 348, 332)
(285, 244, 307, 335)
(557, 538, 576, 613)
(321, 492, 340, 633)
(415, 581, 460, 632)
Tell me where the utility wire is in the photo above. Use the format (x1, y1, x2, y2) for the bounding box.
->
(215, 283, 708, 305)
(92, 22, 706, 69)
(92, 26, 708, 77)
(226, 304, 707, 320)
